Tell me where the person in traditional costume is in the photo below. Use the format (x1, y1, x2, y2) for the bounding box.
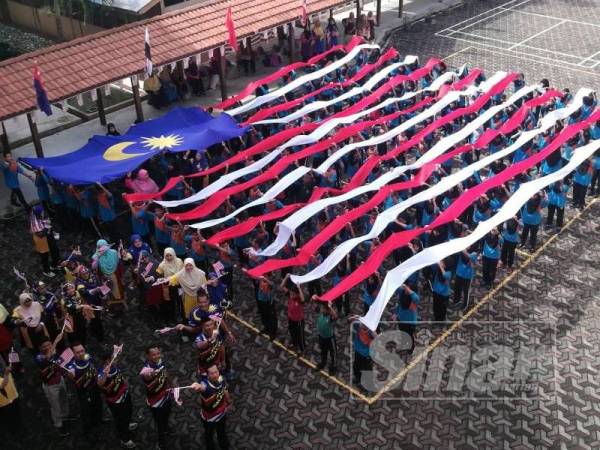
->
(156, 248, 184, 322)
(167, 258, 207, 321)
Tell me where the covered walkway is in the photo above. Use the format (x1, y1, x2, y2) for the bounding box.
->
(0, 0, 370, 155)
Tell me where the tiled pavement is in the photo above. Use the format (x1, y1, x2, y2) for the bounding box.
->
(3, 0, 600, 448)
(3, 198, 600, 449)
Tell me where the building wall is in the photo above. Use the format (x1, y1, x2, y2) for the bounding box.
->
(5, 0, 105, 40)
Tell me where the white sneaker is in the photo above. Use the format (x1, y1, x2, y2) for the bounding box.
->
(121, 440, 137, 449)
(43, 271, 56, 278)
(128, 422, 138, 431)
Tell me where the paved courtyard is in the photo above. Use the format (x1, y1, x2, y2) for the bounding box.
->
(2, 0, 600, 449)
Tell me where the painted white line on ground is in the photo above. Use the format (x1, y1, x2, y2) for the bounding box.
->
(449, 2, 529, 34)
(447, 30, 599, 63)
(508, 20, 567, 50)
(500, 6, 600, 29)
(579, 50, 600, 67)
(443, 46, 473, 60)
(436, 0, 531, 34)
(463, 44, 600, 78)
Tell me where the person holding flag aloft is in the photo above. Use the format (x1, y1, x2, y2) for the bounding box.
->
(65, 342, 104, 438)
(97, 344, 137, 449)
(192, 364, 232, 450)
(140, 345, 173, 450)
(35, 332, 70, 437)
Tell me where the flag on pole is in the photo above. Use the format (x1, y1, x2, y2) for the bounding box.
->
(32, 65, 52, 116)
(300, 0, 308, 27)
(225, 7, 238, 51)
(144, 27, 153, 77)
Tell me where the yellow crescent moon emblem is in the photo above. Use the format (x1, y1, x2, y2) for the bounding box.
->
(103, 142, 147, 161)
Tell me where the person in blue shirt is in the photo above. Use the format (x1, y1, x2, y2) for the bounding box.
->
(362, 272, 381, 315)
(332, 255, 351, 317)
(2, 152, 34, 210)
(572, 160, 592, 209)
(392, 284, 420, 354)
(349, 317, 376, 387)
(432, 261, 452, 322)
(34, 168, 51, 212)
(127, 201, 153, 241)
(591, 148, 600, 197)
(519, 192, 546, 250)
(501, 218, 520, 270)
(482, 229, 503, 289)
(454, 250, 477, 310)
(546, 180, 569, 229)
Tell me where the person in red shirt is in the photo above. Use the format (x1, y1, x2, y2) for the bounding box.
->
(279, 273, 306, 353)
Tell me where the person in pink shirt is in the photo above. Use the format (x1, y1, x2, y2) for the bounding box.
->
(125, 169, 159, 194)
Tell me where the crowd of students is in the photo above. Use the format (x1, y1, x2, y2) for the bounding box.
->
(1, 33, 600, 448)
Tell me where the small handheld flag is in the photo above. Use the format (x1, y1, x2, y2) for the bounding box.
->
(56, 348, 74, 369)
(33, 65, 52, 116)
(144, 27, 153, 77)
(225, 7, 238, 52)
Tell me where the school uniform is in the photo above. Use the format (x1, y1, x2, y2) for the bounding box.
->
(573, 169, 592, 208)
(501, 227, 519, 268)
(482, 236, 503, 288)
(432, 269, 452, 322)
(316, 313, 337, 372)
(454, 253, 477, 308)
(547, 184, 568, 227)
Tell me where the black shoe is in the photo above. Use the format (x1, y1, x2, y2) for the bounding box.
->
(314, 364, 325, 372)
(328, 367, 337, 376)
(58, 426, 70, 437)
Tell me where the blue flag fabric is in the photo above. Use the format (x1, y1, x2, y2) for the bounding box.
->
(21, 107, 247, 185)
(33, 66, 52, 116)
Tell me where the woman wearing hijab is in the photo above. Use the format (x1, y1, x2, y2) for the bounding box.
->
(158, 66, 178, 104)
(106, 123, 120, 136)
(156, 248, 184, 320)
(300, 29, 314, 62)
(12, 293, 49, 353)
(128, 234, 152, 263)
(92, 239, 125, 305)
(185, 57, 205, 96)
(125, 169, 159, 194)
(168, 258, 207, 321)
(326, 18, 340, 49)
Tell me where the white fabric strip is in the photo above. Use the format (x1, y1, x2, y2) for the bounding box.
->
(189, 72, 489, 229)
(288, 88, 591, 284)
(226, 44, 385, 116)
(159, 66, 465, 209)
(360, 138, 600, 331)
(254, 55, 444, 125)
(259, 74, 523, 258)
